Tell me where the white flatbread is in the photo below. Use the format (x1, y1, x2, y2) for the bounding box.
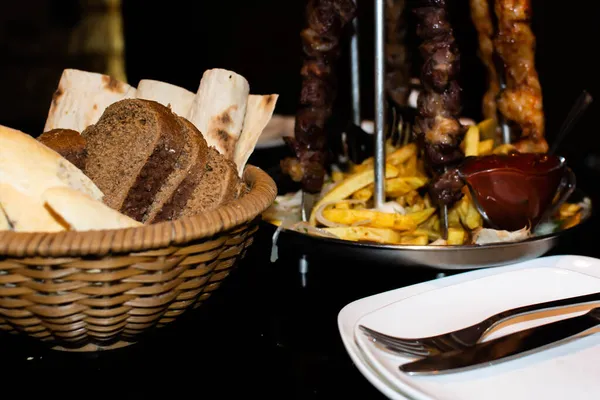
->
(472, 226, 530, 244)
(43, 187, 142, 231)
(0, 204, 10, 231)
(233, 94, 278, 176)
(0, 124, 103, 200)
(43, 69, 137, 133)
(136, 79, 195, 117)
(256, 114, 294, 149)
(187, 69, 249, 160)
(0, 183, 66, 232)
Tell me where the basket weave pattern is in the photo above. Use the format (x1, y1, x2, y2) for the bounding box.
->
(0, 166, 276, 351)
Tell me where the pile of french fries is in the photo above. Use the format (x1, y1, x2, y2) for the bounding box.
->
(265, 119, 586, 246)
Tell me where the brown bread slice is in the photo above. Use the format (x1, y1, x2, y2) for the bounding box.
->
(143, 116, 208, 223)
(37, 129, 87, 171)
(82, 99, 185, 220)
(180, 146, 241, 216)
(150, 139, 241, 223)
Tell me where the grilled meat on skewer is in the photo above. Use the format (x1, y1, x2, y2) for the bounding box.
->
(469, 0, 499, 122)
(282, 0, 356, 194)
(386, 0, 412, 108)
(412, 0, 466, 206)
(493, 0, 547, 153)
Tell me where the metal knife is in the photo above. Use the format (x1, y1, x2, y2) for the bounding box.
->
(399, 307, 600, 375)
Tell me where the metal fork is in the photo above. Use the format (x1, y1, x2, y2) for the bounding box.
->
(358, 290, 600, 357)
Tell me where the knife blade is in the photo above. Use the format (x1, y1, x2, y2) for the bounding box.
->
(399, 307, 600, 375)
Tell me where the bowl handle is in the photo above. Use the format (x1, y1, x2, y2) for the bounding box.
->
(534, 166, 577, 230)
(463, 181, 502, 230)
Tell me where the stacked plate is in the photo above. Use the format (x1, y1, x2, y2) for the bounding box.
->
(338, 255, 600, 399)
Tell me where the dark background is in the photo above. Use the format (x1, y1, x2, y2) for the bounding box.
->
(1, 2, 600, 395)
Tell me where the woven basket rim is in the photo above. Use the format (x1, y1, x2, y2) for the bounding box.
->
(0, 165, 277, 258)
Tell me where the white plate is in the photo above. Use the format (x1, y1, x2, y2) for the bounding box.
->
(338, 255, 600, 399)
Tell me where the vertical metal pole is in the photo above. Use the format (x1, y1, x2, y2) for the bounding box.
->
(374, 0, 386, 209)
(350, 10, 361, 127)
(500, 119, 511, 145)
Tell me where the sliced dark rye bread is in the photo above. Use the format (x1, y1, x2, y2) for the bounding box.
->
(149, 119, 242, 223)
(82, 99, 185, 221)
(143, 116, 209, 223)
(37, 128, 87, 171)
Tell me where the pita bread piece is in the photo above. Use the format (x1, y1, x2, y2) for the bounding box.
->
(0, 203, 10, 230)
(43, 187, 143, 231)
(0, 183, 67, 232)
(44, 69, 137, 132)
(187, 69, 249, 159)
(136, 79, 195, 117)
(233, 94, 278, 176)
(0, 124, 103, 200)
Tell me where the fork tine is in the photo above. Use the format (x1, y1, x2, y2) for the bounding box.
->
(374, 342, 431, 358)
(359, 325, 431, 357)
(359, 325, 424, 349)
(362, 333, 431, 357)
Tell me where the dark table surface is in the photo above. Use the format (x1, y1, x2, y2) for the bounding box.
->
(1, 146, 599, 398)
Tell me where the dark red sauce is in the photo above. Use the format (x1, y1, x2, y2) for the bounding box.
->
(458, 153, 565, 231)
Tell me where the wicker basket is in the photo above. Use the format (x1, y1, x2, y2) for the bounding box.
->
(0, 166, 276, 352)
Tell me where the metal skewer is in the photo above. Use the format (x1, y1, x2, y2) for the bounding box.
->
(350, 6, 361, 127)
(493, 52, 511, 145)
(374, 0, 386, 209)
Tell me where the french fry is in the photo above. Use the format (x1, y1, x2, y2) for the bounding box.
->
(417, 228, 441, 241)
(463, 125, 480, 157)
(309, 164, 400, 225)
(493, 144, 517, 155)
(419, 213, 438, 229)
(386, 176, 428, 197)
(322, 207, 436, 231)
(423, 193, 432, 208)
(405, 190, 421, 207)
(404, 154, 418, 176)
(322, 209, 418, 231)
(386, 179, 412, 197)
(331, 170, 345, 182)
(324, 226, 405, 244)
(397, 191, 425, 208)
(558, 203, 581, 219)
(447, 207, 461, 228)
(334, 202, 351, 210)
(478, 139, 494, 155)
(395, 163, 408, 177)
(407, 208, 437, 225)
(398, 228, 440, 242)
(457, 191, 483, 230)
(352, 185, 373, 201)
(477, 118, 497, 141)
(562, 212, 581, 230)
(387, 143, 417, 165)
(351, 163, 371, 173)
(409, 203, 424, 212)
(447, 227, 467, 245)
(399, 235, 429, 245)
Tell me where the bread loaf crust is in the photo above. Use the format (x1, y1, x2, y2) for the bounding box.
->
(150, 146, 241, 223)
(143, 117, 208, 223)
(38, 129, 87, 171)
(82, 99, 185, 220)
